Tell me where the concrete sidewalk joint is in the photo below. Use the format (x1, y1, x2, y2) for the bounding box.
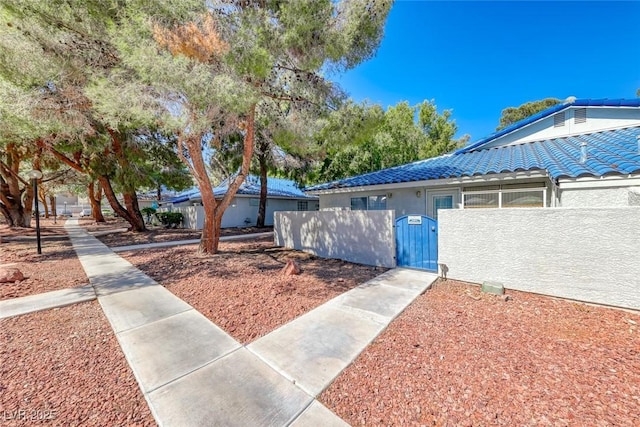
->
(64, 218, 433, 426)
(248, 268, 438, 397)
(0, 284, 96, 319)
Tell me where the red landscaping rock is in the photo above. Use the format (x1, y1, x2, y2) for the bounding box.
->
(281, 259, 301, 276)
(0, 267, 24, 283)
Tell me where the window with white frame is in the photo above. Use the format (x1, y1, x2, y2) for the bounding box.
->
(368, 195, 387, 210)
(462, 183, 546, 209)
(350, 195, 387, 211)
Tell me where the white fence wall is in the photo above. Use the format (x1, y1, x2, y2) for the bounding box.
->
(559, 186, 640, 207)
(223, 198, 304, 228)
(274, 210, 396, 267)
(438, 207, 640, 310)
(167, 206, 204, 229)
(167, 198, 319, 229)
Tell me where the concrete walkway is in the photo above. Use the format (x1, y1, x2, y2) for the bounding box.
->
(248, 268, 437, 397)
(63, 218, 438, 426)
(111, 231, 273, 253)
(0, 233, 272, 319)
(0, 284, 95, 319)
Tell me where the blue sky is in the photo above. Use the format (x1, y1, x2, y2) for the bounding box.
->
(334, 1, 640, 142)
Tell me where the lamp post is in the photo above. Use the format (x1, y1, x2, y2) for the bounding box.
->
(28, 170, 43, 255)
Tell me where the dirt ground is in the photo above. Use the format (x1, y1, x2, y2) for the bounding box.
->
(320, 279, 640, 426)
(84, 217, 272, 247)
(2, 218, 639, 425)
(0, 218, 381, 425)
(0, 220, 88, 300)
(1, 301, 155, 426)
(118, 238, 384, 343)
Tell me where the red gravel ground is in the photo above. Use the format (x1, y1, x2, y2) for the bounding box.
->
(5, 219, 639, 425)
(0, 301, 154, 426)
(0, 221, 88, 300)
(87, 217, 273, 247)
(119, 237, 384, 343)
(320, 279, 640, 426)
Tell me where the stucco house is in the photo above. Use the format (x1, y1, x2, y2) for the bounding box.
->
(306, 98, 640, 218)
(169, 175, 318, 229)
(275, 98, 640, 309)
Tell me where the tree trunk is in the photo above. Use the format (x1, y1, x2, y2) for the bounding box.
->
(177, 106, 256, 254)
(0, 182, 33, 228)
(4, 204, 30, 227)
(256, 152, 268, 228)
(40, 190, 49, 219)
(123, 191, 146, 232)
(199, 179, 219, 254)
(0, 143, 34, 227)
(88, 181, 105, 223)
(106, 128, 145, 231)
(98, 176, 146, 231)
(49, 195, 56, 219)
(0, 203, 11, 225)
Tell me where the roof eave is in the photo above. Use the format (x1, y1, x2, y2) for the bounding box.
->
(309, 170, 551, 195)
(457, 99, 640, 154)
(456, 103, 572, 154)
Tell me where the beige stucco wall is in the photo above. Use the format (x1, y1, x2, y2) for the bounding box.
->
(274, 210, 396, 267)
(559, 187, 640, 207)
(170, 197, 318, 229)
(438, 207, 640, 310)
(319, 188, 429, 216)
(222, 197, 294, 228)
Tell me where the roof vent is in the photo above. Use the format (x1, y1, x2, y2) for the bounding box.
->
(553, 112, 565, 127)
(574, 108, 587, 124)
(637, 135, 640, 154)
(580, 142, 588, 163)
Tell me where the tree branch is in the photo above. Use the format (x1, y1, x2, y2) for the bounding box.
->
(0, 159, 29, 186)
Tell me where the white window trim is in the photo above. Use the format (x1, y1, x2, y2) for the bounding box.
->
(350, 194, 388, 211)
(427, 188, 461, 218)
(461, 187, 547, 208)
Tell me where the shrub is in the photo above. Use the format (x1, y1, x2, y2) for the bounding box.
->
(155, 211, 183, 229)
(141, 207, 157, 225)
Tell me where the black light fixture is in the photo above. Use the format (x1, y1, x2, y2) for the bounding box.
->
(27, 170, 43, 255)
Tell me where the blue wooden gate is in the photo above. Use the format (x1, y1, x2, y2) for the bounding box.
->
(395, 215, 438, 271)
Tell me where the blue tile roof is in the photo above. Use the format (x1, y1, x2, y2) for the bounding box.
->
(170, 175, 316, 204)
(456, 98, 640, 154)
(306, 126, 640, 191)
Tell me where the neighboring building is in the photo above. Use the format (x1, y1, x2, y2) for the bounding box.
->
(306, 98, 640, 218)
(169, 175, 318, 228)
(137, 187, 183, 210)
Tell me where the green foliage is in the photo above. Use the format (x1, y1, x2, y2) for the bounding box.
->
(315, 99, 468, 182)
(329, 0, 393, 70)
(0, 0, 393, 242)
(141, 206, 156, 224)
(496, 98, 562, 130)
(0, 1, 195, 206)
(155, 211, 183, 228)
